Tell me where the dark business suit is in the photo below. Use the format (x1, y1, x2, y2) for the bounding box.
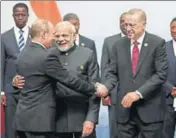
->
(14, 43, 96, 138)
(101, 33, 121, 138)
(79, 35, 97, 61)
(55, 45, 100, 138)
(1, 27, 31, 138)
(162, 40, 176, 138)
(103, 32, 167, 138)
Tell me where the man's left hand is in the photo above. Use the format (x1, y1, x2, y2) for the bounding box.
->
(82, 121, 94, 137)
(121, 92, 140, 108)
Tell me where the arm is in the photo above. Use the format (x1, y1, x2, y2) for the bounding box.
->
(44, 49, 96, 96)
(101, 38, 110, 82)
(138, 40, 168, 98)
(86, 51, 100, 123)
(103, 42, 119, 93)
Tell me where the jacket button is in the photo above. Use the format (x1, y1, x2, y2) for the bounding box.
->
(65, 63, 68, 65)
(65, 53, 68, 55)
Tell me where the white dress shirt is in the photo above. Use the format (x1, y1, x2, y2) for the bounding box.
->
(75, 34, 79, 46)
(131, 32, 146, 98)
(14, 25, 30, 46)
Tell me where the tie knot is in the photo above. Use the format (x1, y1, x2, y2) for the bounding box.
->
(19, 29, 24, 34)
(133, 41, 139, 46)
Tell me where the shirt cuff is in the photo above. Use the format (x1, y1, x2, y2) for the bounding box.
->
(1, 91, 5, 95)
(136, 90, 143, 99)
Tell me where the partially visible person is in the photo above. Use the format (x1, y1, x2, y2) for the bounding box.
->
(1, 3, 31, 138)
(101, 11, 127, 138)
(162, 17, 176, 138)
(53, 21, 100, 138)
(63, 13, 97, 60)
(14, 19, 108, 138)
(102, 9, 167, 138)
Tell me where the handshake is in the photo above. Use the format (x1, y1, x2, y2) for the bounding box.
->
(94, 82, 109, 98)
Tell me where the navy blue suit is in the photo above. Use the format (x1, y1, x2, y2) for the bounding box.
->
(162, 40, 176, 138)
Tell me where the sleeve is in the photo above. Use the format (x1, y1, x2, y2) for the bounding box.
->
(138, 40, 168, 98)
(44, 49, 96, 97)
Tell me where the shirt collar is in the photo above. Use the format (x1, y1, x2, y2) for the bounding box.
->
(14, 25, 29, 33)
(173, 39, 176, 45)
(131, 31, 145, 45)
(121, 32, 126, 37)
(31, 41, 46, 49)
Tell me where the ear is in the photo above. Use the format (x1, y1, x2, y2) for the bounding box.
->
(41, 31, 47, 39)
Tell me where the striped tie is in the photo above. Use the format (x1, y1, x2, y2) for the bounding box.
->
(18, 29, 25, 51)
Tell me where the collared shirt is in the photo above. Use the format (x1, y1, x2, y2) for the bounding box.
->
(121, 32, 126, 37)
(173, 40, 176, 56)
(130, 32, 146, 99)
(14, 25, 29, 45)
(32, 41, 46, 49)
(75, 34, 79, 46)
(130, 32, 145, 59)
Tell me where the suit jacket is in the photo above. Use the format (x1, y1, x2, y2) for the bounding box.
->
(162, 40, 176, 105)
(79, 34, 97, 61)
(101, 33, 121, 104)
(1, 27, 31, 94)
(103, 32, 167, 123)
(55, 45, 100, 132)
(14, 43, 96, 132)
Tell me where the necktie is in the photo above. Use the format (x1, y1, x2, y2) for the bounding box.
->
(132, 41, 139, 75)
(18, 29, 25, 51)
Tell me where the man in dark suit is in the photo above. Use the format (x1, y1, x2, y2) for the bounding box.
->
(53, 21, 100, 138)
(63, 13, 97, 61)
(1, 3, 31, 138)
(14, 19, 107, 138)
(102, 9, 167, 138)
(101, 12, 127, 138)
(162, 17, 176, 138)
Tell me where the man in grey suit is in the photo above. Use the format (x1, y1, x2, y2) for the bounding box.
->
(1, 3, 31, 138)
(101, 12, 127, 138)
(54, 22, 100, 138)
(162, 17, 176, 138)
(63, 13, 97, 61)
(102, 9, 167, 138)
(14, 19, 107, 138)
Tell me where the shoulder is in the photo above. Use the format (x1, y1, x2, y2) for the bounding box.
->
(146, 32, 165, 44)
(104, 33, 121, 41)
(76, 46, 93, 55)
(79, 35, 94, 43)
(1, 28, 13, 40)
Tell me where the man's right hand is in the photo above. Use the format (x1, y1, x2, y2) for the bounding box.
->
(102, 96, 111, 106)
(1, 94, 6, 106)
(12, 75, 25, 88)
(95, 83, 109, 98)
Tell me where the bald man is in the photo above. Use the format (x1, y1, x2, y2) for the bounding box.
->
(14, 19, 107, 138)
(102, 9, 167, 138)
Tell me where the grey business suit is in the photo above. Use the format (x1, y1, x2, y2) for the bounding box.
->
(1, 27, 31, 138)
(55, 45, 100, 138)
(79, 35, 97, 61)
(14, 43, 96, 134)
(101, 33, 121, 138)
(162, 40, 176, 138)
(103, 32, 167, 138)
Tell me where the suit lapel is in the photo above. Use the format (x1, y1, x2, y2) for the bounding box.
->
(11, 28, 20, 52)
(124, 38, 133, 77)
(134, 33, 150, 77)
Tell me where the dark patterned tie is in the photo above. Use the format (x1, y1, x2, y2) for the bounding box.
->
(19, 29, 25, 51)
(132, 41, 139, 75)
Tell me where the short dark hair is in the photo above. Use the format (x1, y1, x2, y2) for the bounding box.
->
(63, 13, 79, 21)
(170, 17, 176, 25)
(13, 3, 29, 14)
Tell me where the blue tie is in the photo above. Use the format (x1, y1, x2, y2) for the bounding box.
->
(19, 29, 25, 51)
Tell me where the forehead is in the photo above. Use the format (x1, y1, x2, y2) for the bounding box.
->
(68, 19, 79, 24)
(125, 14, 140, 23)
(14, 7, 27, 13)
(55, 26, 72, 34)
(171, 21, 176, 26)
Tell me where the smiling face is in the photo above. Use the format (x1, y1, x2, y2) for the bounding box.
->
(54, 22, 76, 52)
